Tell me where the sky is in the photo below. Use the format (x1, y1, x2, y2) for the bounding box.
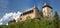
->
(0, 0, 60, 25)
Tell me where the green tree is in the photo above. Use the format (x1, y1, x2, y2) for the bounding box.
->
(54, 11, 59, 28)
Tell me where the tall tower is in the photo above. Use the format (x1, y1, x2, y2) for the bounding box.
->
(42, 3, 52, 18)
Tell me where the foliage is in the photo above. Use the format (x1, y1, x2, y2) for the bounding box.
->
(0, 18, 56, 28)
(53, 11, 59, 28)
(54, 11, 59, 20)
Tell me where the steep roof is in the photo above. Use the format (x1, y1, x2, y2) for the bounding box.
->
(20, 5, 39, 16)
(42, 3, 52, 9)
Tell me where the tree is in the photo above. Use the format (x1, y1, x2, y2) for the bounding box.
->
(54, 11, 59, 19)
(54, 11, 59, 28)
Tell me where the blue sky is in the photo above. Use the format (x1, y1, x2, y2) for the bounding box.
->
(0, 0, 60, 25)
(0, 0, 60, 18)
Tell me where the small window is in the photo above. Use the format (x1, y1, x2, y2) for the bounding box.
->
(20, 18, 22, 20)
(48, 15, 49, 16)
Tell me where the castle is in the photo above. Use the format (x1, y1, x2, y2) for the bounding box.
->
(17, 3, 52, 22)
(8, 3, 53, 24)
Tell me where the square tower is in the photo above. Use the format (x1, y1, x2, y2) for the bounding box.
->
(42, 3, 52, 18)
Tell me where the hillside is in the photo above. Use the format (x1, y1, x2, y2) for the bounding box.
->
(0, 19, 58, 28)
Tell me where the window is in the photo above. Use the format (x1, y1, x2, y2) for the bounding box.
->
(20, 18, 22, 20)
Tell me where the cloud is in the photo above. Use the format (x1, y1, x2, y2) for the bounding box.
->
(0, 23, 2, 25)
(0, 11, 21, 25)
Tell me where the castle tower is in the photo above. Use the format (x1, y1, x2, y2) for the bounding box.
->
(42, 3, 52, 18)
